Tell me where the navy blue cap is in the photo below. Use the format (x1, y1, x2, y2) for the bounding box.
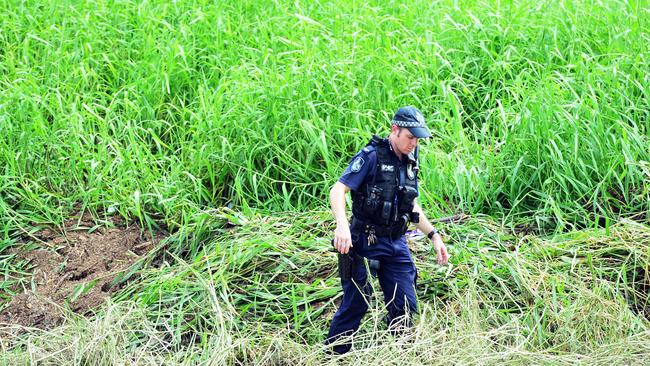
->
(391, 106, 431, 138)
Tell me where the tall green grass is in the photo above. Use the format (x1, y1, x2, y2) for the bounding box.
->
(0, 0, 648, 232)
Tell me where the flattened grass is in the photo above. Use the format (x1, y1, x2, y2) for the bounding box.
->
(2, 212, 649, 364)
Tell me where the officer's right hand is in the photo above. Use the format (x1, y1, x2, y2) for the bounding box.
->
(333, 226, 353, 254)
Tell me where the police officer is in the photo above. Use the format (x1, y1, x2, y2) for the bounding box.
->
(325, 106, 449, 354)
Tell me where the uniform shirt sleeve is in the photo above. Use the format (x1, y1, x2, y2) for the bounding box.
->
(338, 150, 376, 191)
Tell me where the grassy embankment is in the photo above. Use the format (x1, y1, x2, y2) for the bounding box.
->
(1, 0, 649, 364)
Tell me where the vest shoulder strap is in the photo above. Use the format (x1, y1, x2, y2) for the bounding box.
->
(370, 134, 383, 145)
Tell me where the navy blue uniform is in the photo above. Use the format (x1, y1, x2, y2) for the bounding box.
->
(326, 143, 418, 354)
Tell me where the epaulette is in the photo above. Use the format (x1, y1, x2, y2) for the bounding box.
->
(362, 145, 375, 154)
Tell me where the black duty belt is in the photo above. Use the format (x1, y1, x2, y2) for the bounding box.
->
(350, 216, 406, 239)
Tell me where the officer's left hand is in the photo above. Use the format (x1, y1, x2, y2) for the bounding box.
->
(432, 235, 449, 265)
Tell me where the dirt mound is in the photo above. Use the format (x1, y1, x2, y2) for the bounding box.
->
(0, 214, 162, 330)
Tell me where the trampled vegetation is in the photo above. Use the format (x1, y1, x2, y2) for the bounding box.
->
(1, 0, 649, 364)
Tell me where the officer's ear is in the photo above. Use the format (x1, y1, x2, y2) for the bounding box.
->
(391, 124, 401, 135)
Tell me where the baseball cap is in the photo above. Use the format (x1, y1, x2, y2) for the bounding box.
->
(391, 106, 432, 138)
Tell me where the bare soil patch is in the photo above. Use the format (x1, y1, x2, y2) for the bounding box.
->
(0, 214, 164, 330)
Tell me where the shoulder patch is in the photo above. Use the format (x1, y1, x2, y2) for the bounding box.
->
(351, 157, 365, 172)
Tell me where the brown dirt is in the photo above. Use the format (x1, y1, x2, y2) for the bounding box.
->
(0, 213, 163, 330)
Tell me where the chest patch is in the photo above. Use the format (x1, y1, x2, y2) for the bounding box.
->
(381, 164, 394, 172)
(351, 157, 365, 172)
(407, 165, 415, 180)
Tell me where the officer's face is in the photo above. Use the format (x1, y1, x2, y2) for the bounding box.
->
(393, 127, 418, 155)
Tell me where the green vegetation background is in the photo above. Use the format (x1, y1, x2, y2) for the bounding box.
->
(2, 0, 648, 228)
(1, 0, 649, 364)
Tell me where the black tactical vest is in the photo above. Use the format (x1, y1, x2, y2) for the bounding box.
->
(351, 135, 420, 235)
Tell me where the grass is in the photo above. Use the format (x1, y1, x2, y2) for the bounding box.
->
(0, 238, 34, 310)
(1, 0, 649, 364)
(1, 212, 649, 365)
(0, 0, 648, 228)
